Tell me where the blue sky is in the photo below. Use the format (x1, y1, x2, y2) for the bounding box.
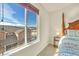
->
(27, 10, 37, 27)
(0, 3, 37, 27)
(3, 3, 25, 25)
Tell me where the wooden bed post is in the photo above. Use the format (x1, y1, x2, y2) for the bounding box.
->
(61, 13, 65, 36)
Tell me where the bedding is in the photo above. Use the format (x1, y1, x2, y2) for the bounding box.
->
(66, 30, 79, 37)
(55, 19, 79, 56)
(57, 36, 79, 56)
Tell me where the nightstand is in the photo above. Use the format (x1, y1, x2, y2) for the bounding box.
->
(53, 36, 61, 48)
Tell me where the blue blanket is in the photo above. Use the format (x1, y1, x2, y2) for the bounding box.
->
(58, 36, 79, 56)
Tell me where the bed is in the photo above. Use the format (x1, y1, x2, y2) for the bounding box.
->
(57, 20, 79, 56)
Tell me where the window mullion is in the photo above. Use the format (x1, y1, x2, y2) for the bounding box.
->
(25, 8, 27, 44)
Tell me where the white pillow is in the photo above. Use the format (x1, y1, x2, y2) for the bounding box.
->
(67, 30, 75, 36)
(66, 30, 79, 37)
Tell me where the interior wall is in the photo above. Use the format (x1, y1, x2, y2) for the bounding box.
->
(49, 4, 79, 45)
(11, 3, 50, 56)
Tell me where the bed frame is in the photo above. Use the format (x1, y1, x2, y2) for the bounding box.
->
(62, 13, 79, 36)
(65, 20, 79, 30)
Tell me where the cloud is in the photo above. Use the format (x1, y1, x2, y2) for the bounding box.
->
(27, 25, 36, 27)
(0, 4, 15, 14)
(4, 4, 21, 24)
(0, 3, 24, 25)
(4, 4, 15, 14)
(4, 14, 21, 24)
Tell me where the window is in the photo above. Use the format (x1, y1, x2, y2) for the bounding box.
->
(3, 3, 25, 51)
(27, 10, 38, 43)
(0, 3, 39, 55)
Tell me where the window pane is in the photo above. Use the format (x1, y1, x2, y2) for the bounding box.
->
(3, 3, 25, 51)
(0, 4, 2, 21)
(4, 3, 25, 25)
(0, 4, 3, 32)
(27, 10, 37, 43)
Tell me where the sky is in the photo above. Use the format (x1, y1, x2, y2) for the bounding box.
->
(0, 3, 37, 27)
(27, 10, 37, 27)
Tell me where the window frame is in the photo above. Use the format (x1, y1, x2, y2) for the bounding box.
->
(0, 3, 40, 55)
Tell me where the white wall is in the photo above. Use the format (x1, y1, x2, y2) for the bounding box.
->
(11, 4, 50, 56)
(49, 11, 62, 44)
(49, 4, 79, 45)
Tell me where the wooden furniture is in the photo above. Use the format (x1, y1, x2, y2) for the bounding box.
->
(61, 13, 65, 36)
(53, 36, 61, 48)
(61, 13, 79, 34)
(65, 20, 79, 30)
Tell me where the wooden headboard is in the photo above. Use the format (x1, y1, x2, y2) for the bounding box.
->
(66, 20, 79, 30)
(61, 13, 79, 36)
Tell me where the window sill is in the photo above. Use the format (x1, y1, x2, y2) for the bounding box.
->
(3, 39, 40, 56)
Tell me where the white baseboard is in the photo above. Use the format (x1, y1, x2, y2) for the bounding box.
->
(36, 42, 49, 56)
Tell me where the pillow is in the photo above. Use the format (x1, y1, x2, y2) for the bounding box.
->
(66, 30, 79, 37)
(66, 30, 75, 37)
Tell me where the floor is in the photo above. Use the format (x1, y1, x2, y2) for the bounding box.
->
(38, 44, 57, 56)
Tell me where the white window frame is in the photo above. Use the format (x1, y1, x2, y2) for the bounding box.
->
(0, 4, 40, 56)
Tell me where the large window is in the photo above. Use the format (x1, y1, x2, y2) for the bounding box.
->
(0, 3, 39, 55)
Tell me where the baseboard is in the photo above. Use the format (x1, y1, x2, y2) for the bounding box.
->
(36, 42, 48, 56)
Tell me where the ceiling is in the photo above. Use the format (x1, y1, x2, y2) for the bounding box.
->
(41, 3, 74, 12)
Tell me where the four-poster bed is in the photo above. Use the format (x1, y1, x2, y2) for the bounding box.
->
(56, 13, 79, 56)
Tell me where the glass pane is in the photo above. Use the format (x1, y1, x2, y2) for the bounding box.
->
(0, 4, 5, 54)
(0, 4, 2, 21)
(0, 4, 2, 32)
(27, 10, 37, 43)
(3, 3, 25, 51)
